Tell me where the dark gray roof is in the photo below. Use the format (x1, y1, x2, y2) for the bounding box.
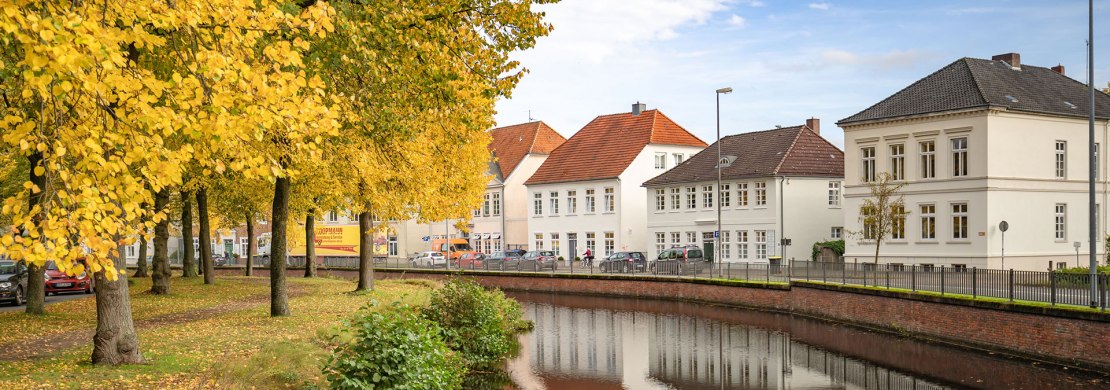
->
(643, 124, 843, 187)
(839, 57, 1110, 125)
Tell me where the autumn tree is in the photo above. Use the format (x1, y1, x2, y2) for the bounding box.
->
(854, 172, 906, 265)
(210, 171, 272, 276)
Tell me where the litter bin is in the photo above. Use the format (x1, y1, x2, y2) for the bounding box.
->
(769, 256, 783, 274)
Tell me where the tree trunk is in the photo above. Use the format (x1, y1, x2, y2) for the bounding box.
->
(304, 213, 316, 278)
(133, 235, 149, 278)
(269, 176, 291, 316)
(245, 215, 255, 277)
(151, 189, 171, 294)
(91, 237, 143, 365)
(180, 190, 197, 277)
(25, 152, 46, 315)
(357, 211, 374, 291)
(197, 189, 214, 284)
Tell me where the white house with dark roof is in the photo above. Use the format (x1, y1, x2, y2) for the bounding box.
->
(643, 119, 844, 263)
(839, 52, 1110, 271)
(524, 103, 707, 259)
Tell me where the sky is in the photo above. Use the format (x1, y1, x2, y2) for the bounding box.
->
(493, 0, 1110, 149)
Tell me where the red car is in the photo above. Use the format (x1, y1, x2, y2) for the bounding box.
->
(44, 260, 94, 295)
(453, 253, 486, 269)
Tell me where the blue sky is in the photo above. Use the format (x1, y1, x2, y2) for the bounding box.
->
(493, 0, 1110, 148)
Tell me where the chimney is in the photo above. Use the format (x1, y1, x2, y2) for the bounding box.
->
(1051, 64, 1065, 75)
(805, 117, 820, 135)
(992, 52, 1021, 70)
(632, 102, 647, 116)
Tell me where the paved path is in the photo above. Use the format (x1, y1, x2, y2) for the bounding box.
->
(0, 292, 93, 313)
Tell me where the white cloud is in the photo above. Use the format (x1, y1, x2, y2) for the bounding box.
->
(808, 2, 831, 10)
(728, 14, 747, 28)
(820, 49, 927, 70)
(741, 0, 766, 6)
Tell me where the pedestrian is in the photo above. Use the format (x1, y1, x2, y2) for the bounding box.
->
(584, 248, 594, 267)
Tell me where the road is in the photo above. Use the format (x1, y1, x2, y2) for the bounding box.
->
(0, 292, 93, 313)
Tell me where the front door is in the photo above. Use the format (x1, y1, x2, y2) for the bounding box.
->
(223, 240, 234, 261)
(567, 233, 578, 260)
(703, 242, 714, 262)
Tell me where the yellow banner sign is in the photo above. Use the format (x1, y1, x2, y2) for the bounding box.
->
(290, 224, 387, 257)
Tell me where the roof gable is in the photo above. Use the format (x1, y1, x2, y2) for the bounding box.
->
(643, 123, 843, 186)
(526, 109, 707, 186)
(840, 57, 1110, 125)
(488, 121, 566, 179)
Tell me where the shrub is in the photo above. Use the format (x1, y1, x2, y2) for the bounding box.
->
(324, 302, 464, 390)
(1053, 265, 1110, 288)
(422, 278, 526, 368)
(558, 256, 565, 261)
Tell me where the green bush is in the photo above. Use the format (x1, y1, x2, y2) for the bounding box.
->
(1053, 265, 1110, 288)
(811, 240, 845, 261)
(422, 278, 525, 368)
(324, 302, 465, 390)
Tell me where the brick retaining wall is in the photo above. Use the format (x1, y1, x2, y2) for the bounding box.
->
(212, 266, 1110, 371)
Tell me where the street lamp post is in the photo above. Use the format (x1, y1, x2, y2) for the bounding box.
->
(716, 87, 732, 277)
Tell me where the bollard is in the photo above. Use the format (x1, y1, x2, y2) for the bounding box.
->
(911, 266, 916, 292)
(1050, 269, 1056, 306)
(972, 267, 977, 298)
(1008, 269, 1014, 302)
(940, 266, 945, 296)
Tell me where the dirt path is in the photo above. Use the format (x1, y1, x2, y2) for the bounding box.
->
(0, 286, 307, 361)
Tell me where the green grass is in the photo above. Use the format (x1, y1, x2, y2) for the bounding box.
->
(800, 280, 1108, 314)
(0, 276, 439, 389)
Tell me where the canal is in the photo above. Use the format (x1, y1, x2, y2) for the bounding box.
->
(501, 291, 1108, 390)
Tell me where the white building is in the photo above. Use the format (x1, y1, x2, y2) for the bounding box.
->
(839, 53, 1110, 271)
(643, 119, 844, 263)
(524, 103, 707, 258)
(469, 121, 566, 254)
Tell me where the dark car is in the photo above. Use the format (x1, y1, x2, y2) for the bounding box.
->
(485, 251, 523, 271)
(522, 250, 558, 270)
(600, 252, 647, 273)
(44, 260, 94, 295)
(651, 246, 706, 274)
(0, 260, 29, 306)
(505, 249, 527, 258)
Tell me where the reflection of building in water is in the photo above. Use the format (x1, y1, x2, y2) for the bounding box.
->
(523, 302, 948, 390)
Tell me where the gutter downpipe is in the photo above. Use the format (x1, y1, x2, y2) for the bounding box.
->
(780, 176, 786, 262)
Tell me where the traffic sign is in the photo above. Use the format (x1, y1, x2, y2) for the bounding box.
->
(713, 231, 719, 238)
(421, 236, 430, 242)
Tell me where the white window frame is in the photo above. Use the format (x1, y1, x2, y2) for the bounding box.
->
(891, 205, 906, 240)
(737, 183, 748, 208)
(534, 233, 544, 250)
(655, 232, 666, 254)
(720, 184, 731, 207)
(755, 230, 767, 259)
(550, 233, 561, 256)
(585, 232, 596, 254)
(1055, 203, 1067, 241)
(890, 144, 905, 180)
(702, 185, 714, 209)
(670, 188, 681, 210)
(952, 137, 968, 177)
(654, 152, 667, 169)
(1055, 140, 1067, 180)
(861, 146, 876, 182)
(828, 181, 841, 207)
(654, 189, 666, 211)
(549, 191, 559, 215)
(585, 189, 596, 213)
(686, 187, 697, 209)
(670, 232, 681, 248)
(754, 182, 767, 207)
(492, 192, 501, 216)
(830, 227, 842, 239)
(952, 203, 968, 240)
(603, 187, 615, 213)
(566, 190, 577, 215)
(721, 230, 731, 260)
(482, 193, 491, 217)
(920, 140, 935, 179)
(920, 204, 936, 240)
(685, 231, 697, 247)
(603, 232, 615, 256)
(533, 192, 543, 216)
(673, 153, 684, 165)
(737, 230, 749, 259)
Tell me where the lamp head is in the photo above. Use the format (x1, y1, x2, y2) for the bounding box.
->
(716, 87, 733, 94)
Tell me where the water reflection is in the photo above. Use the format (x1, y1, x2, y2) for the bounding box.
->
(505, 292, 1108, 390)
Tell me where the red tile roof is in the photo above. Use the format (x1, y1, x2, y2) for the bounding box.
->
(526, 109, 707, 185)
(643, 122, 843, 186)
(488, 121, 566, 179)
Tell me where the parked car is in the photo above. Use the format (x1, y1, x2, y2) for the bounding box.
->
(600, 252, 647, 273)
(485, 251, 524, 271)
(0, 260, 28, 306)
(522, 250, 558, 270)
(44, 260, 94, 295)
(651, 246, 706, 274)
(454, 253, 486, 269)
(411, 251, 447, 268)
(504, 249, 527, 258)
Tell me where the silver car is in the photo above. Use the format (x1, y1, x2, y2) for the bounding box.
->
(411, 251, 447, 268)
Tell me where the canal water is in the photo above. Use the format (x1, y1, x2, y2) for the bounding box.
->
(500, 291, 1108, 390)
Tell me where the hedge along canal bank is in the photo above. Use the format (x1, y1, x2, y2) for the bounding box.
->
(212, 266, 1110, 372)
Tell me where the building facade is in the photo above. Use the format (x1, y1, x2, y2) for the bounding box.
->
(839, 53, 1110, 271)
(643, 119, 844, 262)
(525, 104, 707, 258)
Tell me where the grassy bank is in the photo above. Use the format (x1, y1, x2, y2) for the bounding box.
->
(0, 275, 440, 389)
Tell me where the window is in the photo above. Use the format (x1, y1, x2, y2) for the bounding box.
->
(737, 183, 749, 207)
(686, 187, 697, 209)
(654, 152, 667, 169)
(327, 211, 339, 222)
(127, 244, 136, 257)
(388, 236, 398, 256)
(550, 233, 561, 256)
(492, 193, 501, 216)
(720, 184, 731, 207)
(755, 231, 767, 259)
(686, 231, 698, 247)
(534, 233, 544, 250)
(549, 191, 559, 215)
(861, 147, 876, 182)
(473, 206, 481, 218)
(533, 193, 542, 216)
(754, 182, 767, 206)
(862, 205, 877, 240)
(1055, 203, 1067, 241)
(673, 153, 684, 165)
(240, 237, 248, 255)
(890, 144, 905, 180)
(670, 232, 681, 248)
(1055, 141, 1067, 179)
(566, 190, 577, 214)
(603, 187, 615, 212)
(604, 232, 615, 256)
(920, 141, 935, 179)
(892, 205, 906, 240)
(702, 185, 714, 208)
(655, 232, 666, 254)
(655, 189, 666, 211)
(920, 204, 936, 239)
(828, 181, 841, 207)
(482, 193, 491, 217)
(721, 231, 731, 260)
(586, 232, 596, 254)
(493, 238, 502, 252)
(737, 231, 749, 259)
(585, 189, 596, 213)
(952, 138, 968, 177)
(952, 203, 968, 239)
(830, 227, 843, 239)
(670, 188, 681, 210)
